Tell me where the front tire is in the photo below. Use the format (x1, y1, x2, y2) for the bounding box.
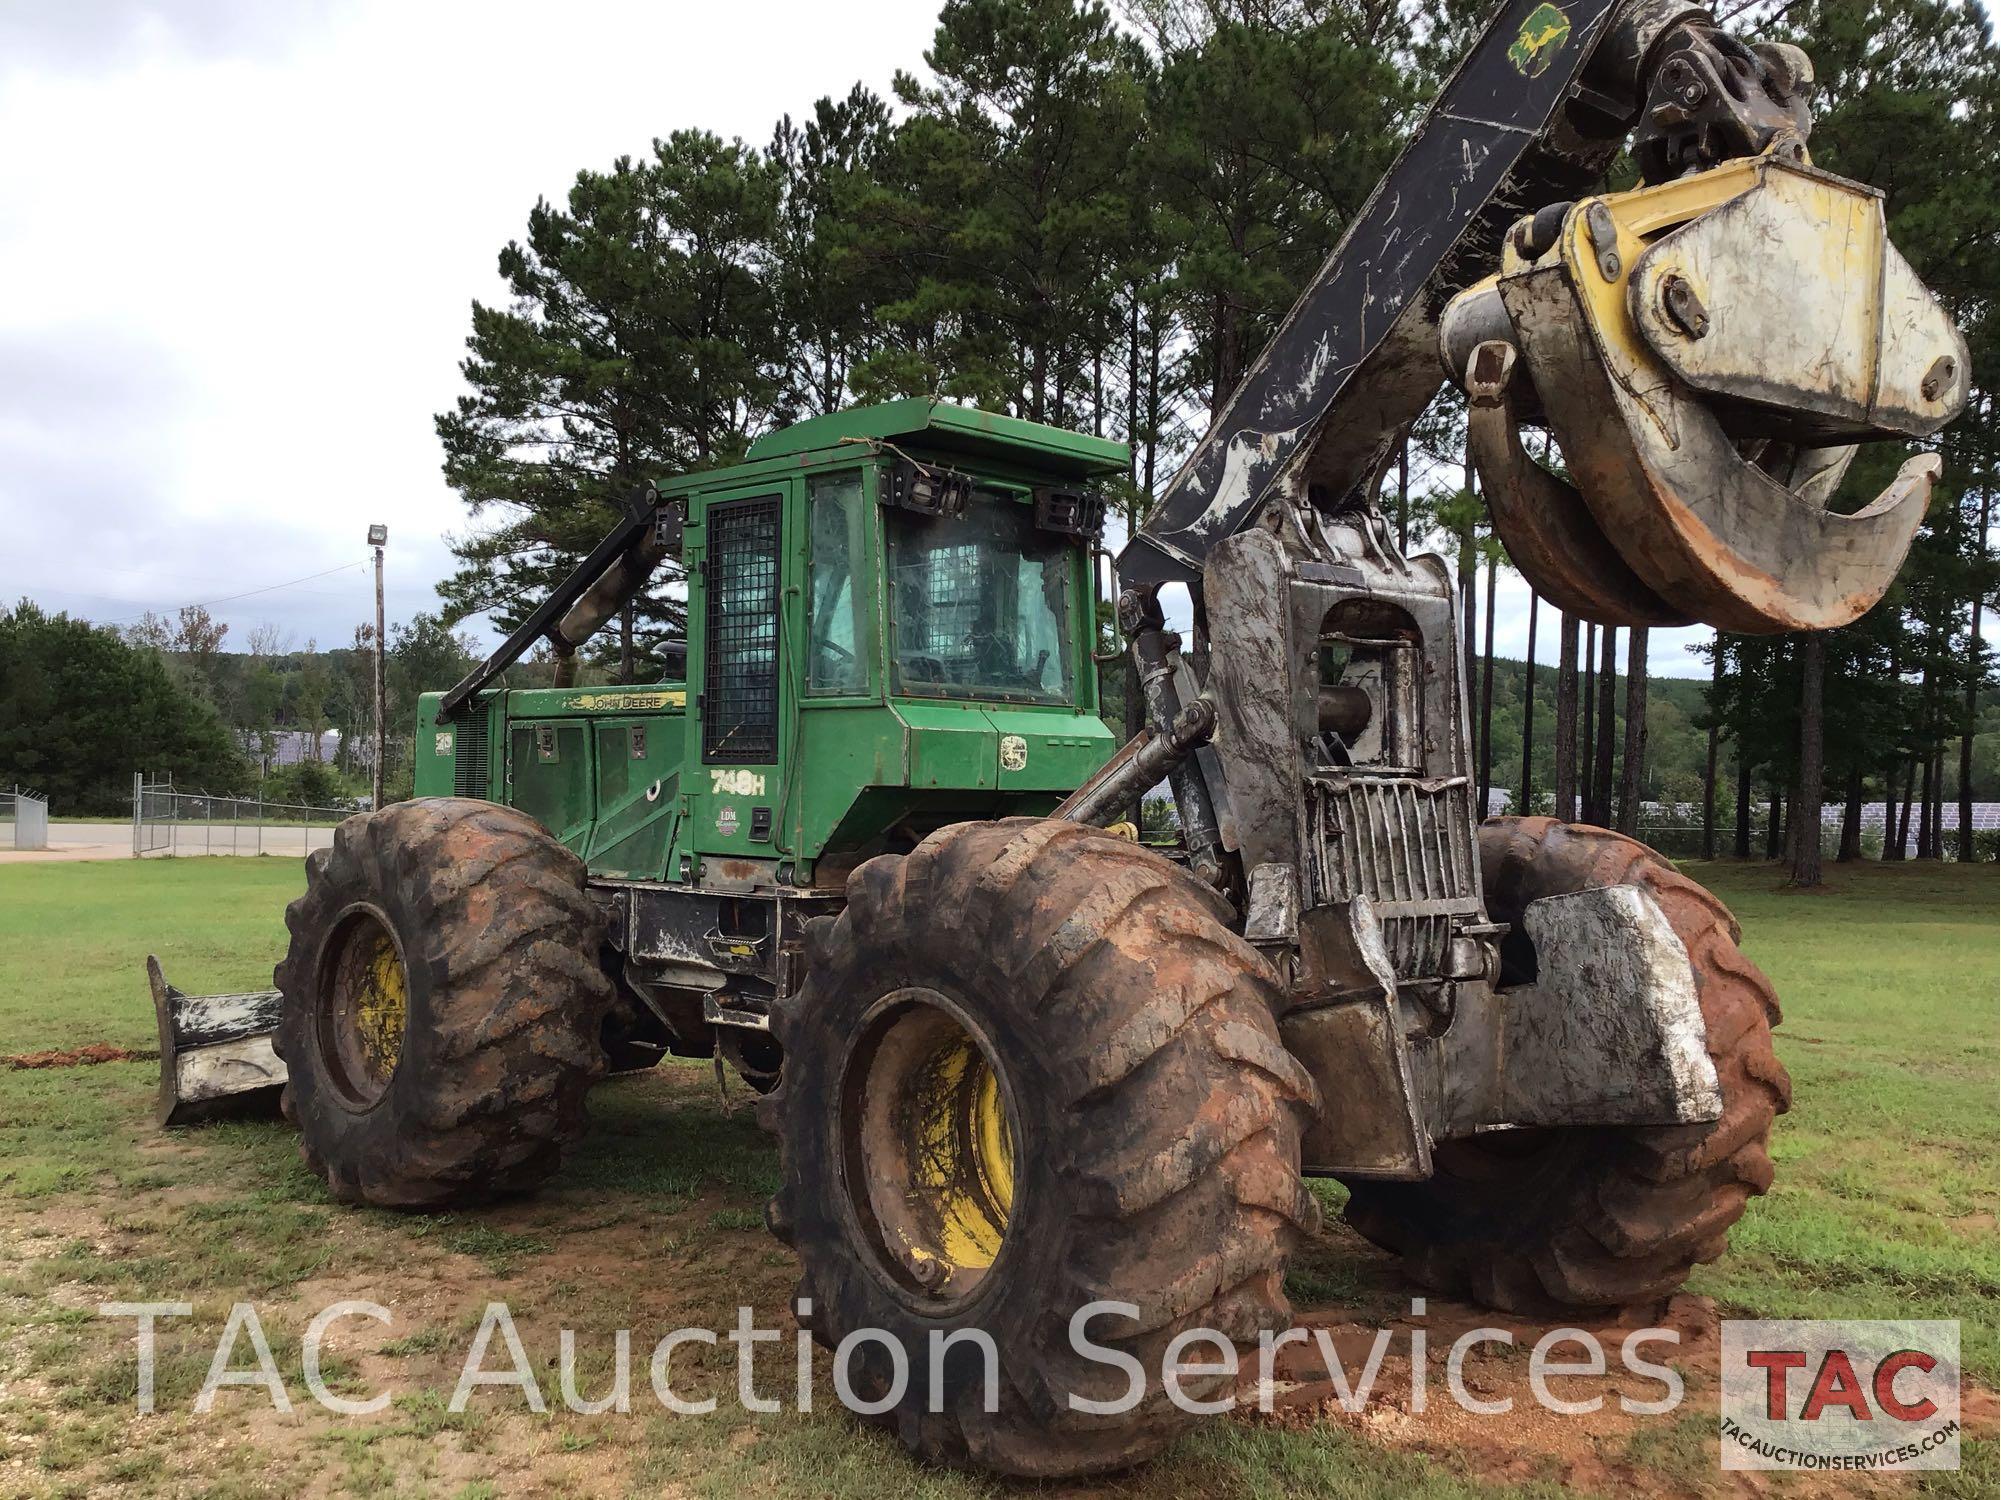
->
(764, 819, 1319, 1478)
(1342, 817, 1791, 1313)
(275, 798, 612, 1208)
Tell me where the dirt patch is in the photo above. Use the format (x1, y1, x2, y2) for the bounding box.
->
(3, 1060, 1991, 1498)
(1243, 1290, 1994, 1498)
(1244, 1293, 1703, 1494)
(4, 1042, 154, 1068)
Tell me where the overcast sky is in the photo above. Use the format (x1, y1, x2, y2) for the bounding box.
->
(0, 0, 941, 655)
(0, 2, 1982, 682)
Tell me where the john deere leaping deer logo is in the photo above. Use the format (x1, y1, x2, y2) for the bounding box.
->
(1509, 3, 1571, 77)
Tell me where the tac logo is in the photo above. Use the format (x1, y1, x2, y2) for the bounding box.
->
(1720, 1320, 1960, 1471)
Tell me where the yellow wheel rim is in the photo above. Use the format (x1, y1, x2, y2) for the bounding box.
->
(846, 992, 1019, 1305)
(352, 927, 407, 1078)
(320, 909, 409, 1107)
(972, 1059, 1014, 1218)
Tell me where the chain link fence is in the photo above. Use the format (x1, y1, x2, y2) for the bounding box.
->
(131, 773, 350, 858)
(1, 787, 49, 850)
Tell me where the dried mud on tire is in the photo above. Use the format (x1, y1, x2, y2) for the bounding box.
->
(1343, 816, 1791, 1314)
(275, 798, 612, 1208)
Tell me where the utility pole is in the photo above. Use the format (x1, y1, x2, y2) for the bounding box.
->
(368, 524, 388, 809)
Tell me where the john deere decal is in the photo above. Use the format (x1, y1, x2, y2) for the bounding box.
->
(1509, 2, 1571, 77)
(568, 689, 686, 712)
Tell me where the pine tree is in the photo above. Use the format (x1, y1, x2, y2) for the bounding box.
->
(1618, 626, 1648, 836)
(848, 0, 1146, 420)
(436, 132, 785, 677)
(1554, 613, 1580, 821)
(769, 86, 897, 415)
(1140, 0, 1410, 414)
(1788, 633, 1827, 885)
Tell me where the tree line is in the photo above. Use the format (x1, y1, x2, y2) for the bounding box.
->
(434, 0, 1995, 876)
(0, 600, 484, 814)
(23, 1, 1983, 852)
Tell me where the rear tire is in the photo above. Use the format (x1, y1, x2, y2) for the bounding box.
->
(275, 798, 612, 1208)
(1342, 817, 1790, 1313)
(720, 1029, 782, 1095)
(763, 819, 1319, 1478)
(599, 965, 672, 1076)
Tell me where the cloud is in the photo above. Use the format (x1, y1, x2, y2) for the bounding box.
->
(0, 0, 943, 653)
(0, 2, 343, 72)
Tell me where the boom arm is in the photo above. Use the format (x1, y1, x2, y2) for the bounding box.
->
(435, 486, 672, 723)
(1117, 0, 1705, 589)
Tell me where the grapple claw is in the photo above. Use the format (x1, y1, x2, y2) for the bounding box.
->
(1463, 341, 1690, 629)
(1450, 155, 1966, 634)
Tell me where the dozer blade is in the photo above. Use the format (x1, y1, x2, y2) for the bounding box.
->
(147, 956, 287, 1127)
(1450, 155, 1967, 634)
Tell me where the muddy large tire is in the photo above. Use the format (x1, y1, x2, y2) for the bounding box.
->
(719, 1029, 783, 1095)
(274, 798, 612, 1208)
(764, 819, 1319, 1478)
(1342, 817, 1790, 1314)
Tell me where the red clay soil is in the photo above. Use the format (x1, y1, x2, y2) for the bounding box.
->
(1243, 1292, 2000, 1499)
(4, 1043, 151, 1069)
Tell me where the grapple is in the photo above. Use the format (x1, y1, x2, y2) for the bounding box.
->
(1444, 152, 1969, 633)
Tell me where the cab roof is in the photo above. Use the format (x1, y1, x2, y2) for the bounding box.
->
(744, 399, 1130, 480)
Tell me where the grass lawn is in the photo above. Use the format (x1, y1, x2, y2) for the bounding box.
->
(0, 853, 1991, 1498)
(1678, 862, 1999, 1385)
(0, 860, 302, 1057)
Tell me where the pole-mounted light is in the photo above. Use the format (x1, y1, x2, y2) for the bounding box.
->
(369, 526, 387, 809)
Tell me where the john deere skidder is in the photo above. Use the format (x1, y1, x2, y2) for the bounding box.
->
(152, 0, 1967, 1477)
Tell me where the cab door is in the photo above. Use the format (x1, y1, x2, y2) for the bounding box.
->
(686, 483, 792, 866)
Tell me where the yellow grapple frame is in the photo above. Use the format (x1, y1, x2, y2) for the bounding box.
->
(1446, 153, 1968, 633)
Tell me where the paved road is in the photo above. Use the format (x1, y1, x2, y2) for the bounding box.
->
(0, 821, 336, 863)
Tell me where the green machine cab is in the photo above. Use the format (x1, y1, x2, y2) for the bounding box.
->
(411, 400, 1125, 1073)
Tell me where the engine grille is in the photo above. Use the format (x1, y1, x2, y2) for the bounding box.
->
(452, 710, 490, 800)
(1305, 773, 1480, 980)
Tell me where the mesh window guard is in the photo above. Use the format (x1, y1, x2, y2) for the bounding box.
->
(703, 496, 782, 762)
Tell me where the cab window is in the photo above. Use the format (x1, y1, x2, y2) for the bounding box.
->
(885, 489, 1077, 705)
(807, 469, 867, 694)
